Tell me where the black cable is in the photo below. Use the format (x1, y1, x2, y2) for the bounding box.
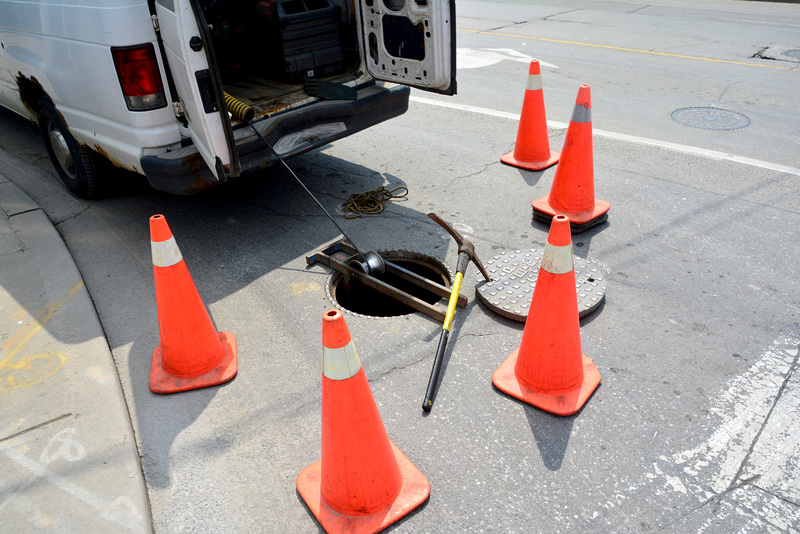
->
(245, 119, 370, 264)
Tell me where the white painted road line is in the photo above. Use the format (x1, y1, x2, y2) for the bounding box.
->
(592, 336, 800, 531)
(409, 96, 800, 178)
(456, 48, 559, 70)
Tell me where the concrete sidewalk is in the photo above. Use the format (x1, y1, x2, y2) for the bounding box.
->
(0, 175, 151, 532)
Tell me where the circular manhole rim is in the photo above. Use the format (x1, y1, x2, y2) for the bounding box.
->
(670, 106, 751, 131)
(326, 250, 453, 319)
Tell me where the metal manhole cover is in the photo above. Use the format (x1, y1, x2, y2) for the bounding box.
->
(476, 249, 607, 322)
(785, 49, 800, 59)
(671, 107, 750, 131)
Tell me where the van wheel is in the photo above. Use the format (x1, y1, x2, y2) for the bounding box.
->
(37, 98, 100, 198)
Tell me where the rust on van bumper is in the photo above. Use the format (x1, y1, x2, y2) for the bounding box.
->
(141, 83, 410, 195)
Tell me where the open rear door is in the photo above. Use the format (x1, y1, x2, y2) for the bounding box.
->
(153, 0, 240, 179)
(357, 0, 456, 95)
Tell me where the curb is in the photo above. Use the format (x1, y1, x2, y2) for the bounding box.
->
(0, 175, 152, 533)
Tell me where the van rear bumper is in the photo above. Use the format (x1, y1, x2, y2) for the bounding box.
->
(140, 83, 410, 195)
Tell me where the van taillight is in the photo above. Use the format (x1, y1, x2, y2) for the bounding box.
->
(111, 44, 167, 111)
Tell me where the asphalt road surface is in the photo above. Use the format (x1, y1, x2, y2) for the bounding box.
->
(1, 1, 799, 532)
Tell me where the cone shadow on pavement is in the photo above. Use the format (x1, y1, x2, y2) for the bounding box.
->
(501, 60, 559, 171)
(297, 309, 430, 533)
(149, 214, 238, 394)
(526, 408, 575, 471)
(532, 85, 610, 233)
(492, 215, 601, 416)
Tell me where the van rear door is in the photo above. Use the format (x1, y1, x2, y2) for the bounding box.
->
(358, 0, 456, 95)
(153, 0, 240, 179)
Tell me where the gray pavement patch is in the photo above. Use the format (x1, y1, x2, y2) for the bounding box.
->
(753, 45, 800, 62)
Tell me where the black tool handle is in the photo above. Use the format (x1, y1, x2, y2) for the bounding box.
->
(422, 329, 450, 412)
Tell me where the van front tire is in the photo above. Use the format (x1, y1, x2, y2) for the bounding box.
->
(37, 98, 100, 199)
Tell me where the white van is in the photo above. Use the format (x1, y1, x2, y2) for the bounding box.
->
(0, 0, 455, 197)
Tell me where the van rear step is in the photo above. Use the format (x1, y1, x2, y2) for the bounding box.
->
(141, 83, 410, 195)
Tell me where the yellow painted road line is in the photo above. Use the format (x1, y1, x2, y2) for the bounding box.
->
(458, 28, 795, 71)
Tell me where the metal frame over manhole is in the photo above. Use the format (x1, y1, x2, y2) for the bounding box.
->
(476, 249, 607, 322)
(670, 107, 751, 131)
(307, 239, 461, 320)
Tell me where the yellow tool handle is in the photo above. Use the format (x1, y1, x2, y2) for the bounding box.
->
(442, 270, 464, 332)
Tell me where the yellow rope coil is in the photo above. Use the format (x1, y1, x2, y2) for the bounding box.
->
(343, 185, 409, 219)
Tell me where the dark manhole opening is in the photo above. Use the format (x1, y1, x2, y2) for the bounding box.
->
(329, 252, 450, 317)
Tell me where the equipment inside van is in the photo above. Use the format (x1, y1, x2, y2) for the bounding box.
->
(0, 0, 455, 197)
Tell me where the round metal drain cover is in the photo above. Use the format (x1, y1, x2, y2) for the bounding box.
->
(476, 249, 607, 322)
(671, 107, 750, 131)
(784, 49, 800, 59)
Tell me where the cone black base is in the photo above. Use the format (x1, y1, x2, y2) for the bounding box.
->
(533, 207, 609, 233)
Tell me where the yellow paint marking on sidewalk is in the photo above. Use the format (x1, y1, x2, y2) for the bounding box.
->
(3, 305, 59, 352)
(2, 281, 84, 363)
(458, 28, 795, 71)
(1, 282, 84, 391)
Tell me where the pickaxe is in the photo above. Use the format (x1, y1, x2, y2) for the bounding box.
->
(422, 213, 492, 412)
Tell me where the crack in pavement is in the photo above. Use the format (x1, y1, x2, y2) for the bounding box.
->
(0, 413, 74, 444)
(718, 79, 743, 101)
(725, 344, 800, 494)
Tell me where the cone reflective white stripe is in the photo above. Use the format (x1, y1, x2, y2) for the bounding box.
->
(540, 243, 574, 275)
(526, 72, 543, 91)
(322, 341, 362, 380)
(151, 236, 183, 268)
(571, 103, 591, 123)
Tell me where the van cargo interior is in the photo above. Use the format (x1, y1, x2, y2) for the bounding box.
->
(200, 0, 362, 122)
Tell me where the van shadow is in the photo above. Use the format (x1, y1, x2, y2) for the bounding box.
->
(80, 147, 457, 490)
(122, 151, 426, 488)
(0, 103, 454, 492)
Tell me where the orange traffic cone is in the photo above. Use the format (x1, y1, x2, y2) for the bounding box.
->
(532, 84, 610, 232)
(501, 60, 559, 171)
(297, 309, 430, 533)
(492, 215, 601, 416)
(149, 214, 237, 394)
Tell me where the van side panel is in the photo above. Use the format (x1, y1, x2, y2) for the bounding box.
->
(0, 0, 180, 174)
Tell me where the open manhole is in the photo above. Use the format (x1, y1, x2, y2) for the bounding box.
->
(670, 107, 750, 131)
(327, 251, 451, 318)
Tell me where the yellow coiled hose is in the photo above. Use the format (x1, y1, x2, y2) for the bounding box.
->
(224, 92, 254, 122)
